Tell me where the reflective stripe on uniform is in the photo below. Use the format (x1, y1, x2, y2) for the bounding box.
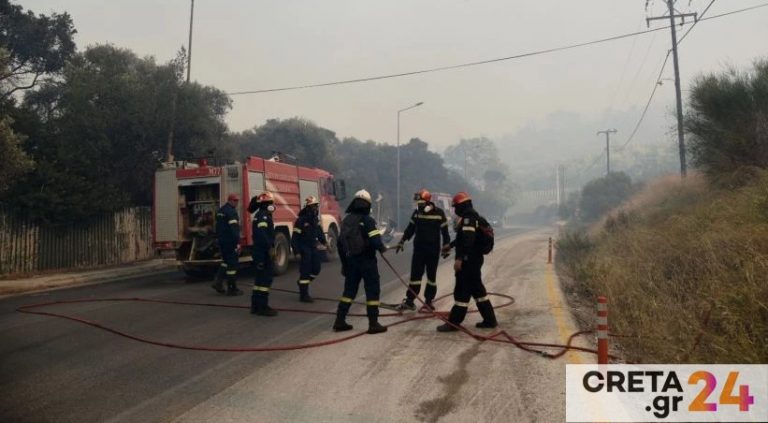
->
(257, 222, 268, 228)
(298, 279, 311, 284)
(293, 228, 302, 233)
(476, 296, 489, 303)
(462, 226, 476, 232)
(340, 297, 353, 303)
(409, 281, 422, 286)
(427, 280, 437, 286)
(217, 213, 225, 217)
(454, 301, 470, 308)
(366, 300, 380, 306)
(253, 286, 270, 292)
(368, 229, 381, 237)
(441, 222, 449, 227)
(226, 270, 237, 275)
(228, 219, 238, 225)
(416, 214, 443, 220)
(220, 263, 228, 268)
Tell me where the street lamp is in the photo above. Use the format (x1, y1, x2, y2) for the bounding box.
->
(396, 101, 424, 230)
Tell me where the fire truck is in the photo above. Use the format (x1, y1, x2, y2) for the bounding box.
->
(152, 155, 346, 276)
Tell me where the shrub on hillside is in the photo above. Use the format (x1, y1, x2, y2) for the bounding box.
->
(686, 59, 768, 184)
(578, 172, 636, 222)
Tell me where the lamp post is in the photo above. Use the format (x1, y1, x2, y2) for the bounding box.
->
(396, 101, 424, 230)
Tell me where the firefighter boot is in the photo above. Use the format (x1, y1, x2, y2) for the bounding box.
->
(226, 279, 243, 296)
(211, 267, 226, 294)
(333, 317, 353, 331)
(367, 317, 387, 334)
(475, 300, 498, 329)
(436, 306, 467, 332)
(333, 303, 353, 331)
(298, 283, 314, 303)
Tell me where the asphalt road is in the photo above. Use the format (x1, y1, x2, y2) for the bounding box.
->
(1, 231, 523, 423)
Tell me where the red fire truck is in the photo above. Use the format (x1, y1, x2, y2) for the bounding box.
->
(152, 156, 346, 276)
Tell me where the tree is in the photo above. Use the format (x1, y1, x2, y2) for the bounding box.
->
(0, 116, 32, 193)
(5, 44, 231, 222)
(686, 59, 768, 183)
(0, 0, 76, 98)
(230, 117, 339, 171)
(578, 172, 635, 221)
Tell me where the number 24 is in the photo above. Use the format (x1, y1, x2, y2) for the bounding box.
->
(689, 371, 755, 412)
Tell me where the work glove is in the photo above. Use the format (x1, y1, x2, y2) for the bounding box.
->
(395, 242, 404, 254)
(268, 248, 276, 260)
(441, 244, 452, 259)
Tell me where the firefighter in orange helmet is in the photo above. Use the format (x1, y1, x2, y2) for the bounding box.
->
(394, 188, 451, 311)
(291, 195, 328, 302)
(437, 191, 497, 331)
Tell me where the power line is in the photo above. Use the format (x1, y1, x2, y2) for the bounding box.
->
(679, 0, 716, 44)
(226, 2, 768, 96)
(620, 51, 671, 149)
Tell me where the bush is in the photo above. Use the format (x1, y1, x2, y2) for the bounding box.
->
(558, 173, 768, 364)
(578, 172, 636, 222)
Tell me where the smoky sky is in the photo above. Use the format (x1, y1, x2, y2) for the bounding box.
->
(22, 0, 768, 159)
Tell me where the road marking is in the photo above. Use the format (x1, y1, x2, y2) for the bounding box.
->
(545, 262, 585, 364)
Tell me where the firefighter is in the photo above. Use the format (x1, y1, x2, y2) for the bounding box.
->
(292, 196, 327, 303)
(394, 188, 451, 311)
(437, 191, 497, 331)
(333, 189, 388, 334)
(212, 193, 244, 296)
(251, 192, 278, 316)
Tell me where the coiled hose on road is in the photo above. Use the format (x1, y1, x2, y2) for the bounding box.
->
(16, 253, 626, 361)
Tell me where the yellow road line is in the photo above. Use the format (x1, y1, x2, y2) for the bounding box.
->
(545, 262, 585, 364)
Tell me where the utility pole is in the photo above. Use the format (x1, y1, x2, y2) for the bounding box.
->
(597, 129, 617, 175)
(187, 0, 195, 83)
(647, 0, 697, 178)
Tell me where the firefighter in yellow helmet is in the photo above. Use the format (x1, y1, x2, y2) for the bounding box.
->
(291, 195, 327, 302)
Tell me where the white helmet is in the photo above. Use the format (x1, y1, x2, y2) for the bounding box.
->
(354, 189, 372, 203)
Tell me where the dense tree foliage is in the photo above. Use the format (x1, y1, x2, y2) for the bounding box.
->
(0, 0, 76, 98)
(3, 45, 230, 222)
(578, 172, 636, 221)
(686, 60, 768, 184)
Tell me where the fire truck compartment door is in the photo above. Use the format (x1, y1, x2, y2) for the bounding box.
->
(299, 180, 320, 207)
(248, 171, 265, 200)
(155, 169, 180, 242)
(177, 177, 220, 186)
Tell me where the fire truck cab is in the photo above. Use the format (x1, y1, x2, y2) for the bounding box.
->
(153, 156, 346, 276)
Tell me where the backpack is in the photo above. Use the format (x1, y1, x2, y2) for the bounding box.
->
(340, 214, 367, 256)
(475, 216, 495, 255)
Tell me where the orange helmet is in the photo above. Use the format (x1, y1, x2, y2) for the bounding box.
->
(452, 191, 471, 206)
(414, 188, 432, 203)
(258, 192, 274, 203)
(305, 195, 319, 206)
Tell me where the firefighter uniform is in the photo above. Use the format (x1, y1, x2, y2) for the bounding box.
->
(333, 192, 388, 334)
(292, 207, 327, 302)
(213, 201, 243, 296)
(397, 202, 450, 309)
(437, 197, 497, 331)
(251, 205, 277, 316)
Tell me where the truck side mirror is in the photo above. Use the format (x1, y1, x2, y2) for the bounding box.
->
(334, 180, 347, 201)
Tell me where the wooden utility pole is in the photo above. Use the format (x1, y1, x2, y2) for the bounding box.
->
(187, 0, 194, 83)
(597, 129, 617, 175)
(647, 1, 697, 178)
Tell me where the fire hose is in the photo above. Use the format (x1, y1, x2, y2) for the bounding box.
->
(16, 253, 626, 361)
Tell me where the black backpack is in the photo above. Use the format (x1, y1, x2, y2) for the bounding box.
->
(475, 216, 495, 255)
(340, 214, 368, 256)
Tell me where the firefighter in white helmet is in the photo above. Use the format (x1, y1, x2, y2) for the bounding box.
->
(333, 189, 389, 334)
(291, 195, 327, 302)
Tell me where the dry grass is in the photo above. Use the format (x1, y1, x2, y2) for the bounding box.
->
(558, 171, 768, 364)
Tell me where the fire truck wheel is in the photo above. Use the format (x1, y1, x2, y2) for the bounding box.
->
(273, 232, 290, 275)
(324, 225, 339, 261)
